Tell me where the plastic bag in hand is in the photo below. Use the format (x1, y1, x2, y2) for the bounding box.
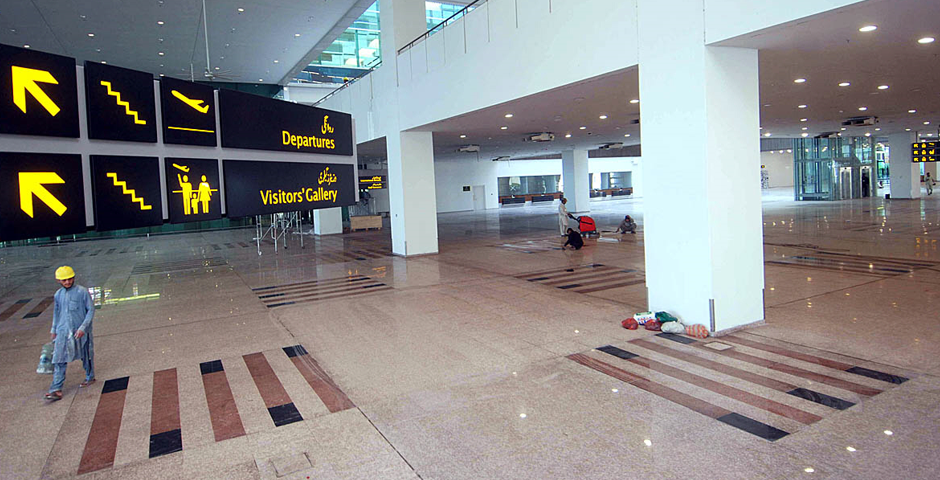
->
(37, 342, 54, 374)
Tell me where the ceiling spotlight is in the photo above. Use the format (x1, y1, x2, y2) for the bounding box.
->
(565, 133, 572, 138)
(258, 78, 263, 82)
(500, 126, 508, 130)
(214, 66, 220, 70)
(158, 52, 165, 56)
(906, 128, 912, 131)
(798, 105, 807, 108)
(859, 25, 877, 32)
(794, 78, 806, 83)
(838, 82, 851, 87)
(273, 60, 279, 63)
(157, 20, 165, 25)
(763, 132, 771, 137)
(875, 128, 881, 131)
(925, 121, 931, 125)
(88, 33, 95, 37)
(877, 85, 889, 90)
(504, 113, 513, 118)
(858, 106, 868, 111)
(159, 73, 164, 77)
(294, 33, 301, 37)
(629, 99, 639, 104)
(459, 134, 467, 138)
(237, 7, 245, 12)
(801, 133, 809, 137)
(599, 115, 608, 120)
(23, 44, 30, 48)
(802, 127, 808, 131)
(840, 127, 847, 131)
(865, 132, 871, 137)
(101, 61, 107, 64)
(918, 37, 935, 44)
(624, 134, 631, 137)
(909, 109, 917, 113)
(579, 126, 587, 130)
(800, 118, 808, 122)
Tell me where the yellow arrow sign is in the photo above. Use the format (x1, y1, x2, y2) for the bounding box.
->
(11, 66, 61, 116)
(171, 90, 209, 113)
(19, 172, 67, 218)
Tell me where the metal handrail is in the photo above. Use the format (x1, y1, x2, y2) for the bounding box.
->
(312, 63, 379, 106)
(398, 0, 485, 55)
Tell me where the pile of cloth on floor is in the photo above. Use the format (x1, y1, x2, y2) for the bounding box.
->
(620, 311, 709, 338)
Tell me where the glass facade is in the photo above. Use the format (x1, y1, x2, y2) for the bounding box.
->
(426, 2, 473, 31)
(299, 1, 381, 83)
(793, 137, 876, 201)
(498, 175, 561, 196)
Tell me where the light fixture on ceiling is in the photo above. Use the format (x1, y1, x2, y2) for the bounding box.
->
(500, 126, 508, 130)
(158, 52, 165, 56)
(237, 7, 245, 12)
(858, 106, 868, 111)
(840, 127, 847, 131)
(88, 33, 95, 37)
(865, 132, 871, 137)
(802, 127, 808, 131)
(629, 99, 639, 104)
(294, 33, 301, 37)
(875, 128, 881, 131)
(801, 133, 809, 137)
(23, 44, 30, 48)
(909, 109, 917, 113)
(877, 85, 889, 90)
(838, 82, 851, 87)
(101, 61, 107, 64)
(906, 128, 912, 131)
(504, 113, 513, 118)
(763, 132, 771, 137)
(624, 134, 631, 137)
(273, 60, 279, 63)
(798, 105, 807, 109)
(599, 115, 608, 120)
(793, 78, 806, 83)
(258, 78, 263, 82)
(157, 20, 165, 25)
(859, 25, 877, 32)
(579, 126, 587, 130)
(918, 37, 935, 44)
(925, 121, 931, 125)
(565, 133, 572, 138)
(800, 118, 808, 122)
(459, 134, 467, 138)
(214, 66, 219, 70)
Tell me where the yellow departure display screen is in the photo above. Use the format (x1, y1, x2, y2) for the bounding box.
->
(222, 160, 356, 218)
(91, 156, 164, 231)
(160, 76, 217, 147)
(84, 61, 157, 142)
(218, 89, 353, 155)
(0, 43, 80, 138)
(913, 142, 939, 163)
(164, 158, 222, 223)
(0, 152, 86, 241)
(359, 175, 386, 189)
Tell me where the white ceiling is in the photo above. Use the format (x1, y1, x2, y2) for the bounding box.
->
(0, 0, 366, 84)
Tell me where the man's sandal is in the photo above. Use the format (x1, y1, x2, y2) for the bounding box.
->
(80, 379, 96, 388)
(44, 391, 63, 401)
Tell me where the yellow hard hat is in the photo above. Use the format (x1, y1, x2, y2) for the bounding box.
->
(55, 266, 75, 280)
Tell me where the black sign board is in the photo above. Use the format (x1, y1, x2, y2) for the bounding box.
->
(91, 156, 164, 231)
(84, 61, 157, 142)
(218, 89, 353, 155)
(223, 160, 356, 218)
(913, 142, 939, 163)
(164, 158, 221, 223)
(0, 152, 86, 241)
(159, 77, 217, 147)
(0, 43, 80, 138)
(359, 175, 386, 190)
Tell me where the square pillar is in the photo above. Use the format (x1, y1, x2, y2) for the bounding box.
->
(313, 207, 342, 235)
(638, 0, 763, 334)
(562, 149, 590, 213)
(387, 130, 439, 255)
(888, 132, 919, 199)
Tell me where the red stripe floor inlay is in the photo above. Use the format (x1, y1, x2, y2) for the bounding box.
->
(77, 385, 128, 474)
(202, 371, 247, 442)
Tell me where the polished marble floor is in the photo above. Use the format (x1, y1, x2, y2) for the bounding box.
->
(1, 187, 938, 479)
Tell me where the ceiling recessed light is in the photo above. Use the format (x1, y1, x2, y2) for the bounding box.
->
(237, 7, 245, 12)
(259, 78, 263, 82)
(798, 104, 807, 108)
(294, 33, 301, 37)
(273, 60, 279, 63)
(858, 106, 868, 111)
(859, 25, 877, 32)
(157, 21, 164, 25)
(763, 132, 771, 137)
(500, 126, 508, 130)
(158, 52, 164, 56)
(918, 37, 935, 44)
(629, 99, 639, 104)
(599, 115, 608, 119)
(877, 85, 889, 90)
(875, 128, 881, 131)
(87, 33, 95, 37)
(101, 61, 106, 64)
(840, 127, 847, 131)
(794, 78, 806, 83)
(925, 121, 931, 125)
(624, 134, 631, 137)
(906, 128, 912, 131)
(802, 127, 808, 131)
(565, 133, 572, 138)
(579, 126, 587, 130)
(801, 133, 809, 137)
(909, 109, 917, 113)
(459, 134, 466, 138)
(800, 118, 808, 122)
(838, 82, 851, 87)
(23, 44, 30, 48)
(865, 132, 871, 137)
(504, 113, 513, 118)
(214, 66, 220, 70)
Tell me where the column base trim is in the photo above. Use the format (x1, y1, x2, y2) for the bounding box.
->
(711, 318, 766, 337)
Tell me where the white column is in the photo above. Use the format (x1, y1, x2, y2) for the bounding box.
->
(562, 149, 590, 213)
(313, 207, 342, 235)
(379, 0, 441, 256)
(888, 132, 919, 199)
(387, 130, 439, 255)
(638, 0, 763, 334)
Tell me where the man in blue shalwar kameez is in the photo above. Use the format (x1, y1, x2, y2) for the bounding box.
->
(44, 266, 95, 401)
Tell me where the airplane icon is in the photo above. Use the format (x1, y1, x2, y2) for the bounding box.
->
(171, 90, 209, 114)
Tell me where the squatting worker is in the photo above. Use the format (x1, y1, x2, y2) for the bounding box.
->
(618, 215, 637, 234)
(564, 228, 584, 250)
(45, 266, 95, 401)
(558, 197, 573, 236)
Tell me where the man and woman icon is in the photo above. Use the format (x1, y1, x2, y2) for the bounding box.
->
(177, 173, 213, 215)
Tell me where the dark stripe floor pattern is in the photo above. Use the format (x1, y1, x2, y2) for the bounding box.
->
(516, 264, 645, 295)
(568, 334, 910, 441)
(254, 275, 392, 308)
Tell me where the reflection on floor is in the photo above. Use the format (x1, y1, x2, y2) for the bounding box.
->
(1, 191, 939, 479)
